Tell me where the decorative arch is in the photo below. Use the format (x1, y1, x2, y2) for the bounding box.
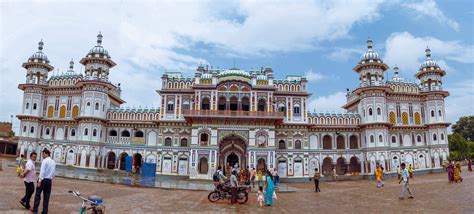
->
(323, 135, 332, 149)
(59, 105, 66, 118)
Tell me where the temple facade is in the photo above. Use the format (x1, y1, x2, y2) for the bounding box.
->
(17, 34, 450, 179)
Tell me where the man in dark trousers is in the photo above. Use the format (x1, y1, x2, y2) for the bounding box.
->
(32, 149, 56, 214)
(229, 170, 239, 204)
(313, 168, 321, 192)
(20, 152, 37, 209)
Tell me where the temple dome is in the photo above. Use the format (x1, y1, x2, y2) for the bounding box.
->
(28, 40, 50, 63)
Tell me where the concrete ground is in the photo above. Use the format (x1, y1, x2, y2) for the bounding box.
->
(0, 160, 473, 213)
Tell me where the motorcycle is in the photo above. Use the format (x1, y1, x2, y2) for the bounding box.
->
(208, 183, 249, 204)
(68, 190, 105, 214)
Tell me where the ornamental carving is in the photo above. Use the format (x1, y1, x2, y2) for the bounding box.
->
(218, 130, 248, 143)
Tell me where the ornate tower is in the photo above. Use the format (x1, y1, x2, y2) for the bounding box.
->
(80, 32, 116, 81)
(416, 47, 446, 92)
(18, 40, 54, 140)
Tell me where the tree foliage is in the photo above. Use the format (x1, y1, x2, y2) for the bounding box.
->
(451, 116, 474, 140)
(449, 116, 474, 160)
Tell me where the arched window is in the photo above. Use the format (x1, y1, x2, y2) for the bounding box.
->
(200, 133, 208, 145)
(336, 135, 345, 149)
(59, 106, 66, 118)
(389, 111, 396, 124)
(45, 128, 50, 135)
(417, 135, 422, 142)
(164, 137, 172, 146)
(378, 135, 383, 142)
(87, 102, 91, 106)
(368, 108, 373, 116)
(121, 130, 130, 137)
(278, 140, 286, 149)
(433, 133, 437, 141)
(294, 140, 302, 149)
(377, 108, 381, 115)
(71, 129, 76, 137)
(257, 99, 266, 112)
(431, 110, 435, 117)
(23, 126, 27, 132)
(370, 135, 374, 143)
(93, 129, 97, 137)
(109, 130, 117, 136)
(293, 105, 301, 116)
(72, 106, 79, 117)
(391, 136, 397, 143)
(349, 135, 358, 149)
(323, 135, 332, 149)
(180, 138, 188, 147)
(438, 110, 442, 117)
(33, 103, 37, 110)
(134, 131, 144, 138)
(84, 128, 89, 136)
(201, 98, 210, 110)
(30, 126, 34, 133)
(26, 102, 30, 109)
(441, 133, 445, 141)
(95, 103, 99, 110)
(47, 106, 54, 118)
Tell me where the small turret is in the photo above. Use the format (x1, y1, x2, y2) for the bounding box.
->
(416, 47, 446, 92)
(22, 40, 54, 84)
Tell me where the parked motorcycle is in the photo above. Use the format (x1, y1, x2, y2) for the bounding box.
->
(208, 184, 249, 204)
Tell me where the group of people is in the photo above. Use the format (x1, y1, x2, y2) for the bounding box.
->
(446, 160, 469, 183)
(17, 149, 57, 214)
(213, 165, 278, 207)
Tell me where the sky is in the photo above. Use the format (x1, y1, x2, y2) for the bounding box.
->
(1, 0, 473, 132)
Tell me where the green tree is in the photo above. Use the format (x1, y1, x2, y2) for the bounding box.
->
(451, 116, 474, 140)
(448, 133, 469, 160)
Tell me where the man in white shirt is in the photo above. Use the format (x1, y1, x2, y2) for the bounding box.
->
(399, 163, 414, 200)
(229, 171, 239, 204)
(32, 149, 56, 214)
(20, 152, 37, 210)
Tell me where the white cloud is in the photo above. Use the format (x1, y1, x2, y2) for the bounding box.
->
(445, 78, 474, 126)
(383, 32, 473, 76)
(327, 48, 363, 62)
(0, 0, 387, 126)
(304, 69, 325, 82)
(402, 0, 460, 31)
(308, 92, 347, 112)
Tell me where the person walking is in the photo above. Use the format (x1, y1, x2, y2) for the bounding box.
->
(447, 160, 454, 183)
(453, 161, 463, 183)
(313, 168, 321, 192)
(274, 170, 279, 186)
(467, 159, 472, 173)
(399, 163, 414, 200)
(20, 152, 37, 210)
(229, 170, 239, 205)
(408, 164, 413, 179)
(251, 168, 257, 189)
(263, 170, 275, 206)
(32, 149, 56, 214)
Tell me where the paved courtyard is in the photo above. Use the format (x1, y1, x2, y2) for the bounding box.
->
(0, 160, 473, 213)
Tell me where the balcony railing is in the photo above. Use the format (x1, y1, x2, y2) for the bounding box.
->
(183, 110, 285, 119)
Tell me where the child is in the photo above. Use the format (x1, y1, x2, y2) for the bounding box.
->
(257, 186, 264, 207)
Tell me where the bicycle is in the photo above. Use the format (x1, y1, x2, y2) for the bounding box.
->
(68, 190, 105, 214)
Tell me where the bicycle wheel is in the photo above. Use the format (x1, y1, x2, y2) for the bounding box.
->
(208, 191, 220, 202)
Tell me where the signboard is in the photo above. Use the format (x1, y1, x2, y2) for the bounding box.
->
(131, 137, 146, 145)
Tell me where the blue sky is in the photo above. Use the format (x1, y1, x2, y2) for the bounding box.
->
(1, 0, 473, 130)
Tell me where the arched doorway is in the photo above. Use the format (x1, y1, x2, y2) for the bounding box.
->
(226, 152, 239, 168)
(133, 153, 142, 170)
(219, 134, 247, 175)
(322, 157, 333, 176)
(257, 158, 266, 172)
(107, 152, 116, 169)
(241, 97, 250, 111)
(218, 97, 226, 110)
(119, 152, 128, 170)
(349, 156, 361, 173)
(198, 157, 208, 174)
(336, 157, 347, 175)
(230, 96, 238, 111)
